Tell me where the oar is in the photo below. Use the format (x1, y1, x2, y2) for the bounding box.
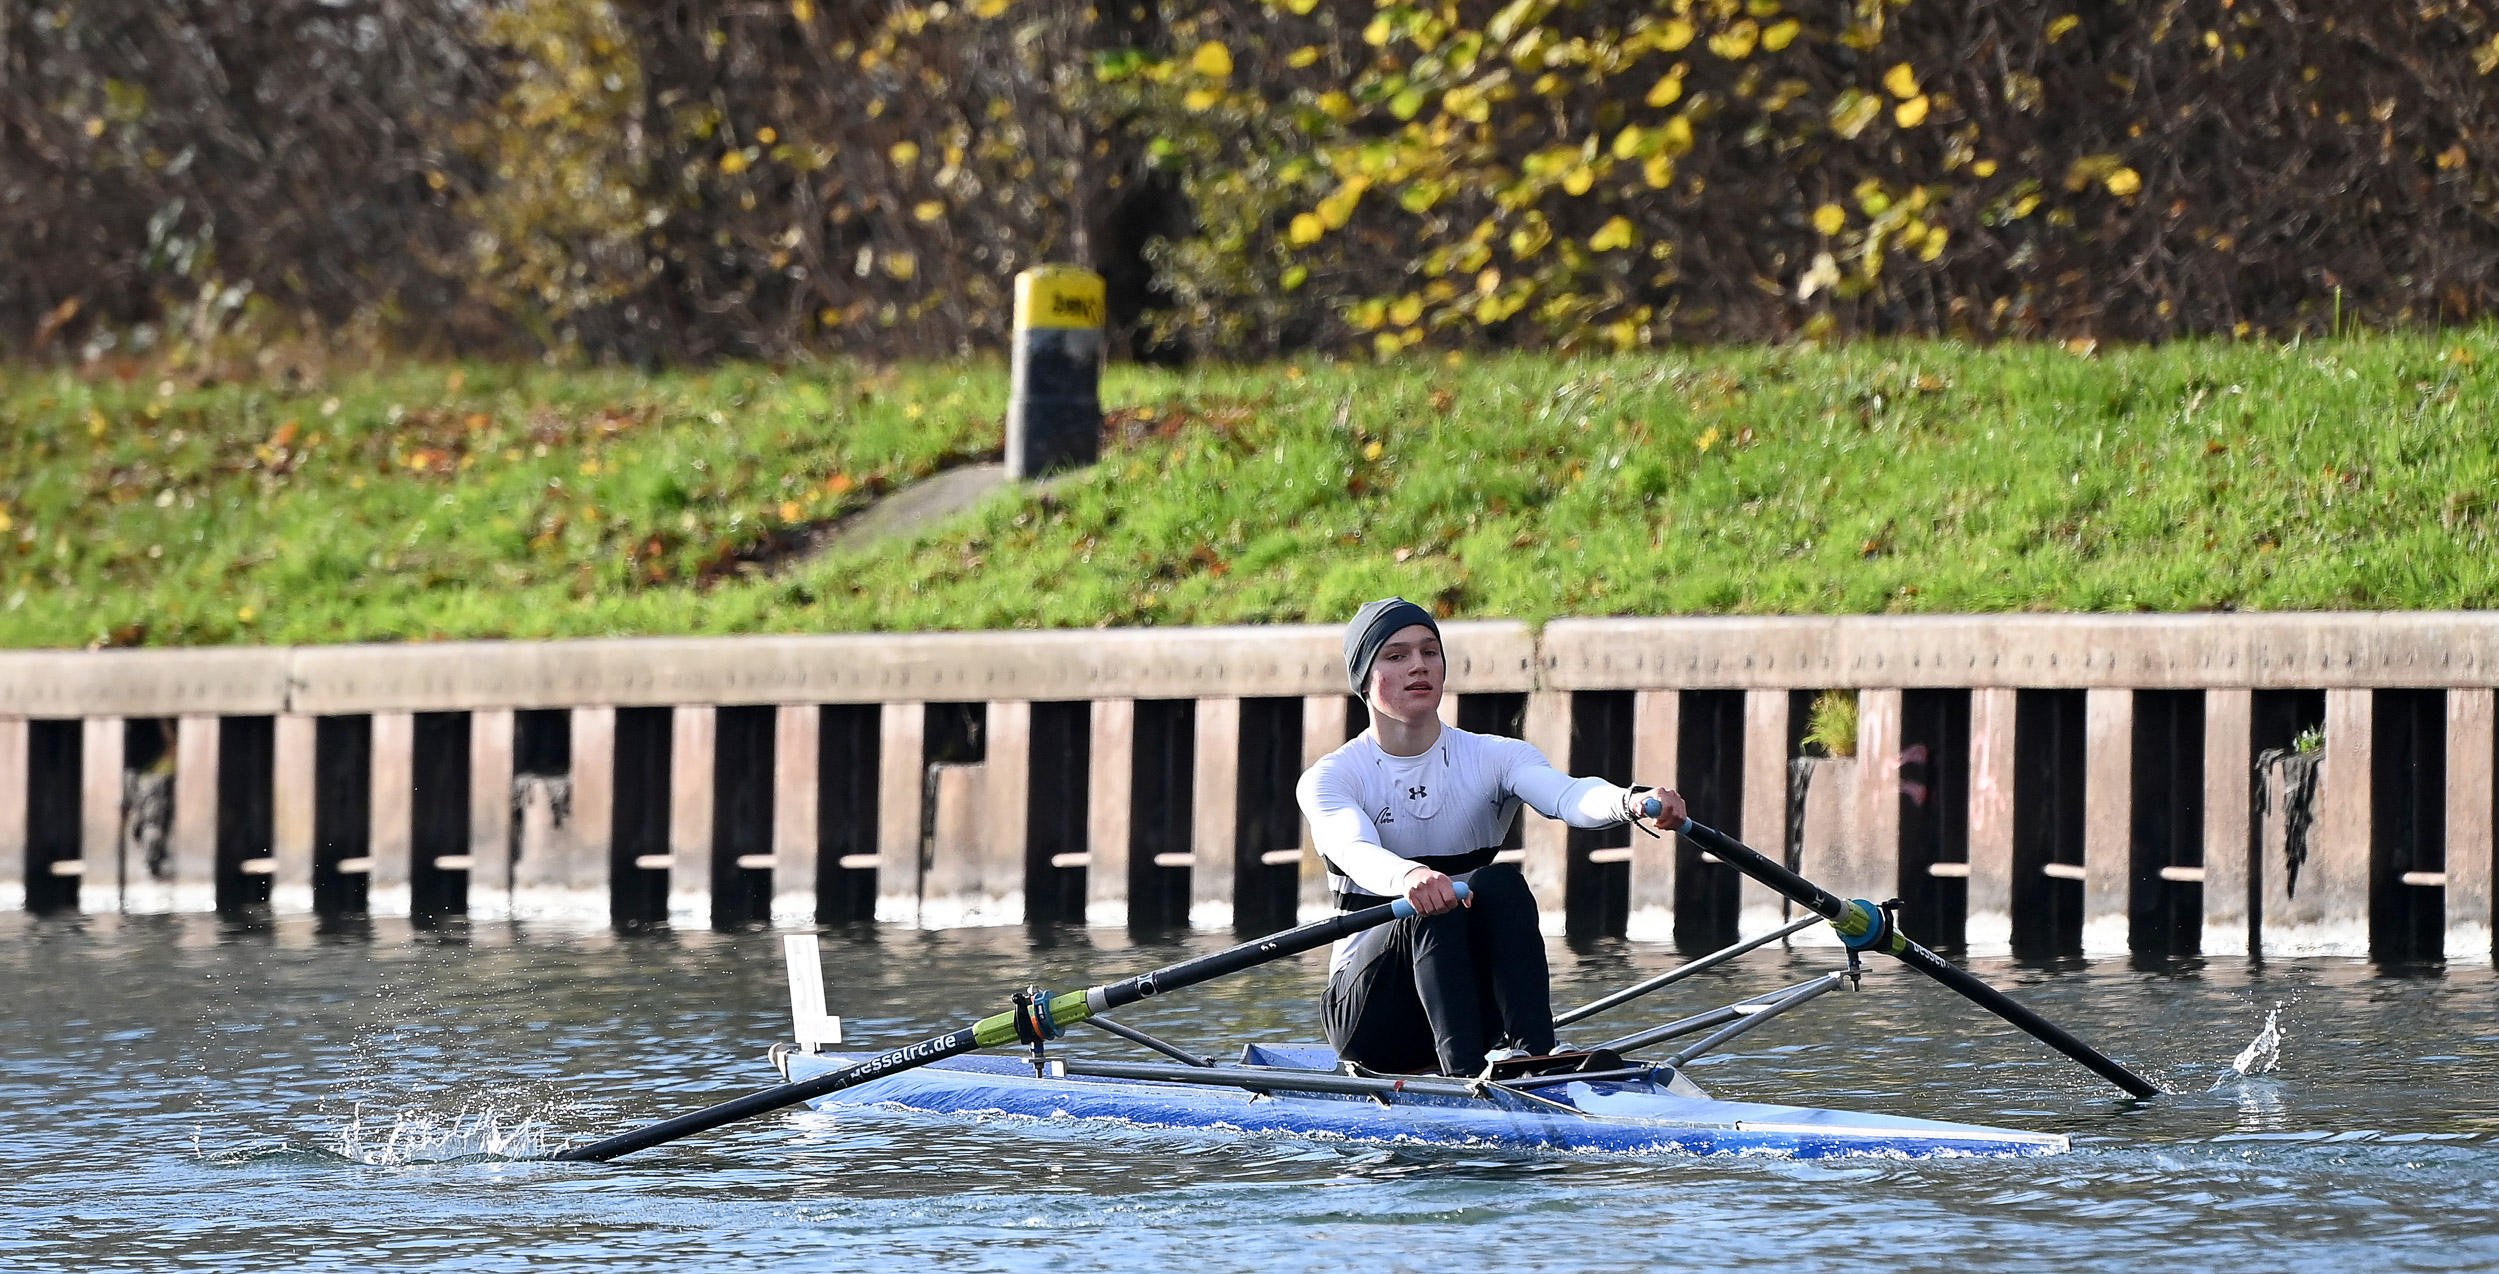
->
(1646, 808, 2161, 1098)
(553, 883, 1469, 1162)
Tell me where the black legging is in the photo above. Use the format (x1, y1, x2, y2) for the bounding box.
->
(1320, 863, 1554, 1075)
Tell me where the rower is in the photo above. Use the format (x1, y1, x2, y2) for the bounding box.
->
(1298, 598, 1688, 1077)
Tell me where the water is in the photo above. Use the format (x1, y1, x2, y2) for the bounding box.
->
(8, 913, 2499, 1273)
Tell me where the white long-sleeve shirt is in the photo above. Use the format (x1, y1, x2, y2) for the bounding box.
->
(1296, 723, 1641, 904)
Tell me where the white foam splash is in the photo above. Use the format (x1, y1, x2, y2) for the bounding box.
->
(2226, 1005, 2285, 1079)
(335, 1105, 566, 1164)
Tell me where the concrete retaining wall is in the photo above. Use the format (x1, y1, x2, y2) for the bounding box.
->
(5, 614, 2494, 961)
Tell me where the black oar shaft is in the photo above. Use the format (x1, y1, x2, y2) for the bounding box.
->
(555, 890, 1451, 1162)
(1665, 815, 2161, 1099)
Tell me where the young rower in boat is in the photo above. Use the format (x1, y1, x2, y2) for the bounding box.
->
(1298, 598, 1688, 1077)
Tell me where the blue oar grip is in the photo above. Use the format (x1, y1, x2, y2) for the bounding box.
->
(1388, 881, 1472, 919)
(1636, 797, 1694, 836)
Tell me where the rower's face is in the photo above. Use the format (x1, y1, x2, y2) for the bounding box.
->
(1368, 625, 1445, 719)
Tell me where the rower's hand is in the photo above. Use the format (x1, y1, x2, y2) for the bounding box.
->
(1643, 788, 1689, 832)
(1401, 867, 1465, 916)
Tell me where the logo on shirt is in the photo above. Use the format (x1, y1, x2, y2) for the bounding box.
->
(1377, 805, 1395, 824)
(1407, 785, 1428, 801)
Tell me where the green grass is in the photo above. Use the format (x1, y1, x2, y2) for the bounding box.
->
(3, 330, 2494, 648)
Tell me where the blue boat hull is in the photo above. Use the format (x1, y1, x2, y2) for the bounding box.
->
(780, 1046, 2069, 1159)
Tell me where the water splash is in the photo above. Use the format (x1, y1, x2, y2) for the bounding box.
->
(335, 1105, 570, 1164)
(2215, 1004, 2286, 1085)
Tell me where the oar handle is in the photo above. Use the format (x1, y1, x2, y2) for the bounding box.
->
(1639, 803, 2162, 1099)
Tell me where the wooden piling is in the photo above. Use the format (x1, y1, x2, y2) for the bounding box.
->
(2081, 689, 2133, 954)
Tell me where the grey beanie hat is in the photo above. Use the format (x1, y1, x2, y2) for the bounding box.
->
(1344, 597, 1441, 696)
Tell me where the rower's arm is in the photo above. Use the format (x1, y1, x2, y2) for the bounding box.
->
(1295, 764, 1426, 898)
(1499, 739, 1647, 828)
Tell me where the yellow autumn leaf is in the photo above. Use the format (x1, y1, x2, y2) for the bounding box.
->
(1657, 18, 1695, 50)
(1191, 41, 1234, 79)
(882, 250, 918, 280)
(2438, 144, 2469, 170)
(1286, 0, 1318, 12)
(1661, 115, 1694, 155)
(1316, 177, 1369, 228)
(1645, 74, 1684, 108)
(1708, 20, 1760, 59)
(1830, 90, 1882, 140)
(1509, 213, 1553, 258)
(2047, 14, 2079, 42)
(890, 140, 921, 166)
(2063, 152, 2123, 190)
(1389, 294, 1424, 326)
(720, 150, 750, 174)
(1894, 94, 1930, 127)
(1288, 46, 1321, 68)
(791, 0, 815, 21)
(1812, 203, 1846, 236)
(913, 200, 945, 222)
(1883, 63, 1920, 99)
(1643, 155, 1676, 188)
(1590, 216, 1637, 251)
(1973, 159, 2000, 178)
(1289, 213, 1325, 244)
(1562, 165, 1595, 196)
(1918, 227, 1950, 261)
(1762, 19, 1800, 51)
(2103, 166, 2143, 196)
(1184, 87, 1223, 111)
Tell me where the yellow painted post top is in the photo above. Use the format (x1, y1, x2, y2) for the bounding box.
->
(1014, 266, 1106, 331)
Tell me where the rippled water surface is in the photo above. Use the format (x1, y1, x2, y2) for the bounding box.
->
(8, 912, 2499, 1273)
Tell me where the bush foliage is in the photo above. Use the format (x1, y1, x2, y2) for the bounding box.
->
(4, 1, 2497, 361)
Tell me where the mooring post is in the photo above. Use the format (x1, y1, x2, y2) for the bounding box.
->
(2081, 689, 2133, 955)
(1965, 688, 2019, 953)
(1294, 695, 1347, 921)
(0, 717, 24, 912)
(1626, 688, 1678, 942)
(1190, 696, 1239, 929)
(2448, 690, 2497, 962)
(669, 705, 716, 927)
(1006, 265, 1106, 480)
(1086, 698, 1135, 928)
(169, 716, 218, 913)
(2202, 689, 2256, 959)
(771, 704, 820, 928)
(468, 710, 515, 919)
(1738, 689, 1794, 938)
(2303, 689, 2373, 955)
(79, 716, 124, 913)
(874, 702, 925, 925)
(1521, 691, 1573, 910)
(1846, 689, 1904, 902)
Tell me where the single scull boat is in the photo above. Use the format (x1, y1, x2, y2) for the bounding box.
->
(766, 922, 2071, 1159)
(556, 820, 2148, 1163)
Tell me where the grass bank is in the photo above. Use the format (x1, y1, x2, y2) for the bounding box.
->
(2, 331, 2493, 648)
